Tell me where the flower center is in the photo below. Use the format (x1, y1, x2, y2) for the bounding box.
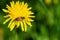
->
(15, 17, 25, 21)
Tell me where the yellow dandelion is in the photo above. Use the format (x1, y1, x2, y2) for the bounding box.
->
(2, 1, 35, 32)
(53, 0, 59, 4)
(44, 0, 52, 5)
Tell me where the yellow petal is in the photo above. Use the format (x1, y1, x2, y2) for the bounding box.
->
(22, 1, 24, 5)
(29, 11, 34, 14)
(30, 13, 34, 14)
(29, 16, 35, 18)
(27, 18, 34, 22)
(6, 5, 11, 10)
(10, 1, 15, 8)
(21, 22, 24, 31)
(25, 3, 28, 8)
(16, 1, 19, 7)
(26, 22, 32, 28)
(3, 18, 11, 24)
(16, 22, 20, 28)
(2, 9, 9, 13)
(23, 21, 27, 32)
(9, 22, 15, 31)
(8, 19, 14, 28)
(4, 15, 10, 18)
(28, 7, 32, 10)
(16, 1, 19, 5)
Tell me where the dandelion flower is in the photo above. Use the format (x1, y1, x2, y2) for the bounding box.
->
(2, 1, 35, 32)
(44, 0, 52, 5)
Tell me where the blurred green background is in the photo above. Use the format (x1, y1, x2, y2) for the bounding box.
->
(0, 0, 60, 40)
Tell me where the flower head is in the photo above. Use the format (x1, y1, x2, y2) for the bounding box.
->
(2, 1, 35, 32)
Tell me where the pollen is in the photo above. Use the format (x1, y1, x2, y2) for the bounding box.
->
(2, 1, 35, 32)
